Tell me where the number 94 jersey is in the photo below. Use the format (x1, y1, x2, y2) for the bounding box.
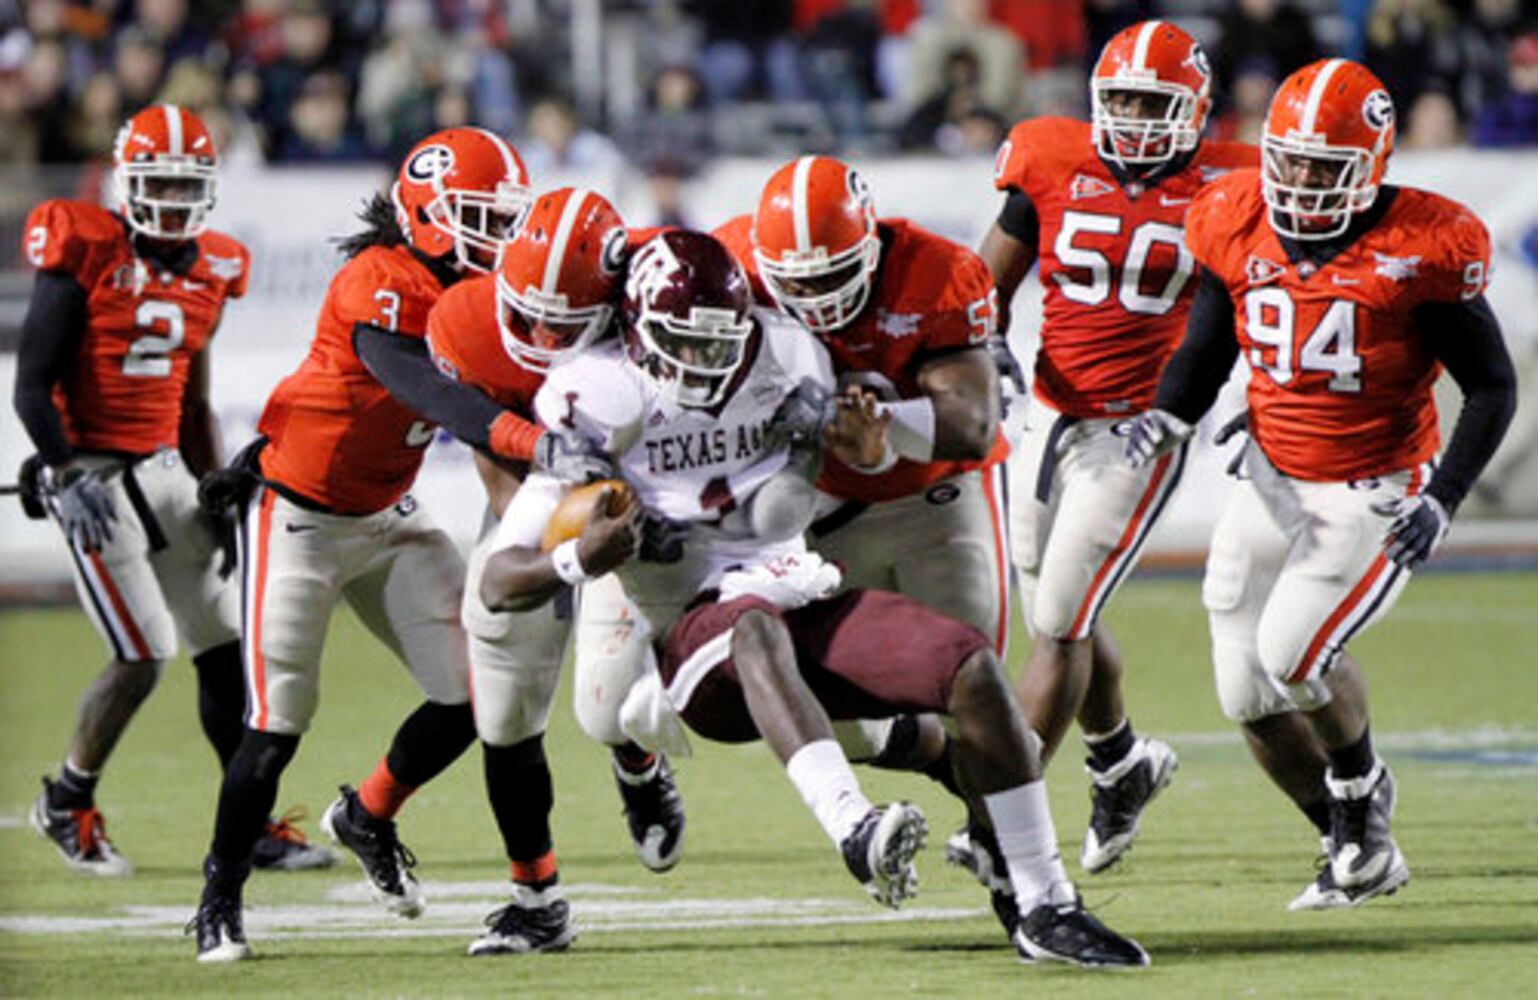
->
(994, 117, 1254, 417)
(24, 199, 249, 454)
(1185, 168, 1492, 482)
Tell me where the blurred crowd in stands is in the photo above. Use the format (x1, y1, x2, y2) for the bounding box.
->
(2, 0, 1538, 178)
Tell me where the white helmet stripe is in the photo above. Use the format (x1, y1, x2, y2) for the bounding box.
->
(472, 126, 522, 185)
(163, 104, 183, 156)
(1299, 58, 1346, 135)
(1132, 20, 1160, 71)
(792, 155, 816, 253)
(543, 188, 591, 295)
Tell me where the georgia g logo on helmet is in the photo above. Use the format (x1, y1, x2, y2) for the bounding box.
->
(599, 225, 628, 277)
(1362, 90, 1395, 132)
(405, 144, 455, 184)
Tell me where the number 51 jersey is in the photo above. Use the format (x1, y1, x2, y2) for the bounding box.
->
(994, 116, 1254, 417)
(23, 199, 249, 454)
(1185, 168, 1492, 482)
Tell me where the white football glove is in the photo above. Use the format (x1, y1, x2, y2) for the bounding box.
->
(1371, 493, 1449, 569)
(1124, 409, 1194, 469)
(718, 552, 842, 610)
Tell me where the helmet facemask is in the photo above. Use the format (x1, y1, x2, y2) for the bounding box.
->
(428, 179, 532, 273)
(635, 305, 752, 408)
(755, 233, 880, 334)
(1091, 79, 1200, 172)
(1261, 137, 1376, 240)
(117, 157, 217, 240)
(496, 271, 611, 373)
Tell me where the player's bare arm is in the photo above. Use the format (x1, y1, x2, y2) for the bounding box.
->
(914, 346, 1000, 461)
(179, 347, 221, 478)
(976, 202, 1039, 339)
(480, 488, 640, 613)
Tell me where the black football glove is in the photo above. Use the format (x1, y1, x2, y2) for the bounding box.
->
(767, 378, 836, 453)
(988, 334, 1027, 418)
(1123, 409, 1193, 469)
(50, 466, 117, 552)
(17, 454, 48, 520)
(1372, 494, 1450, 570)
(638, 511, 689, 564)
(1214, 411, 1249, 477)
(534, 430, 614, 484)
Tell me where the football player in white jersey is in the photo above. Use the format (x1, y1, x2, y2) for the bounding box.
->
(477, 230, 1149, 969)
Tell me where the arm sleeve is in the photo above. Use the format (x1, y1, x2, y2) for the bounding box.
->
(14, 270, 88, 466)
(1411, 295, 1518, 514)
(353, 323, 515, 454)
(996, 189, 1040, 247)
(1152, 268, 1241, 424)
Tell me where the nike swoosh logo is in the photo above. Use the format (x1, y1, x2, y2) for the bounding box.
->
(284, 523, 317, 533)
(1332, 275, 1361, 286)
(1159, 195, 1192, 207)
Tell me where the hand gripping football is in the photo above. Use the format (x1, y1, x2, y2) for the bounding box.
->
(540, 479, 636, 551)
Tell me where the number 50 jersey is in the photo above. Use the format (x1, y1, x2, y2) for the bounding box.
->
(994, 116, 1254, 418)
(23, 199, 249, 454)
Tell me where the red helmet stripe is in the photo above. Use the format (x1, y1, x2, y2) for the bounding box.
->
(791, 155, 817, 253)
(543, 188, 591, 295)
(1299, 58, 1346, 135)
(163, 104, 183, 156)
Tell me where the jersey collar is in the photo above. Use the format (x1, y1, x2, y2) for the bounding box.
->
(1274, 186, 1401, 273)
(1099, 147, 1199, 195)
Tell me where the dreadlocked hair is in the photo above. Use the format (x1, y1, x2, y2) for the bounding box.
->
(334, 192, 405, 258)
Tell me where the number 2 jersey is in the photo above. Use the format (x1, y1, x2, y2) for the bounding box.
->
(716, 215, 1007, 503)
(994, 116, 1254, 417)
(258, 244, 452, 514)
(23, 199, 249, 455)
(1184, 169, 1492, 482)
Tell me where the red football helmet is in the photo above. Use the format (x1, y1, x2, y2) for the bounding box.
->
(1091, 20, 1212, 172)
(112, 104, 218, 240)
(752, 155, 879, 334)
(496, 187, 628, 373)
(1262, 59, 1396, 240)
(393, 127, 532, 273)
(623, 230, 753, 408)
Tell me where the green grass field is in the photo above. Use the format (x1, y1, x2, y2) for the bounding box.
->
(2, 573, 1536, 998)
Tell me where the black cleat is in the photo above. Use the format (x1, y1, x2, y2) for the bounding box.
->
(320, 784, 423, 917)
(30, 777, 131, 876)
(187, 890, 251, 962)
(614, 755, 686, 872)
(841, 803, 927, 909)
(1081, 737, 1177, 873)
(468, 886, 577, 956)
(1013, 894, 1149, 968)
(250, 808, 336, 871)
(1291, 763, 1410, 910)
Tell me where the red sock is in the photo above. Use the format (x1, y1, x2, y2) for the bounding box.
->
(358, 757, 416, 820)
(511, 850, 558, 888)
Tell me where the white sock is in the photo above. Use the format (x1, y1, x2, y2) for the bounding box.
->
(984, 780, 1076, 911)
(785, 739, 874, 846)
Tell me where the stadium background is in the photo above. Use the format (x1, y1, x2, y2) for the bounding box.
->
(2, 0, 1537, 585)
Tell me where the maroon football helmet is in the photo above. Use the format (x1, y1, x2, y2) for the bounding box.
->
(622, 230, 753, 407)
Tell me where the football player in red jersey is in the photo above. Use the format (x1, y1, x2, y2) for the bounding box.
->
(1126, 59, 1516, 909)
(716, 155, 1009, 790)
(188, 127, 534, 961)
(354, 187, 685, 955)
(966, 21, 1256, 884)
(14, 105, 330, 877)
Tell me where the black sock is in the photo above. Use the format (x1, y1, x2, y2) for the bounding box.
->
(50, 763, 98, 809)
(1085, 718, 1137, 771)
(208, 729, 299, 882)
(1301, 798, 1332, 837)
(612, 741, 656, 775)
(193, 641, 246, 771)
(383, 700, 477, 787)
(484, 735, 554, 864)
(1326, 727, 1375, 783)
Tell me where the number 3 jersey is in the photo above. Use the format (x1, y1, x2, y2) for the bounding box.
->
(258, 244, 451, 514)
(23, 199, 249, 455)
(994, 116, 1254, 418)
(1185, 169, 1492, 482)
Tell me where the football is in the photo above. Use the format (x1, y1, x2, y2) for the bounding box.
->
(540, 478, 636, 551)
